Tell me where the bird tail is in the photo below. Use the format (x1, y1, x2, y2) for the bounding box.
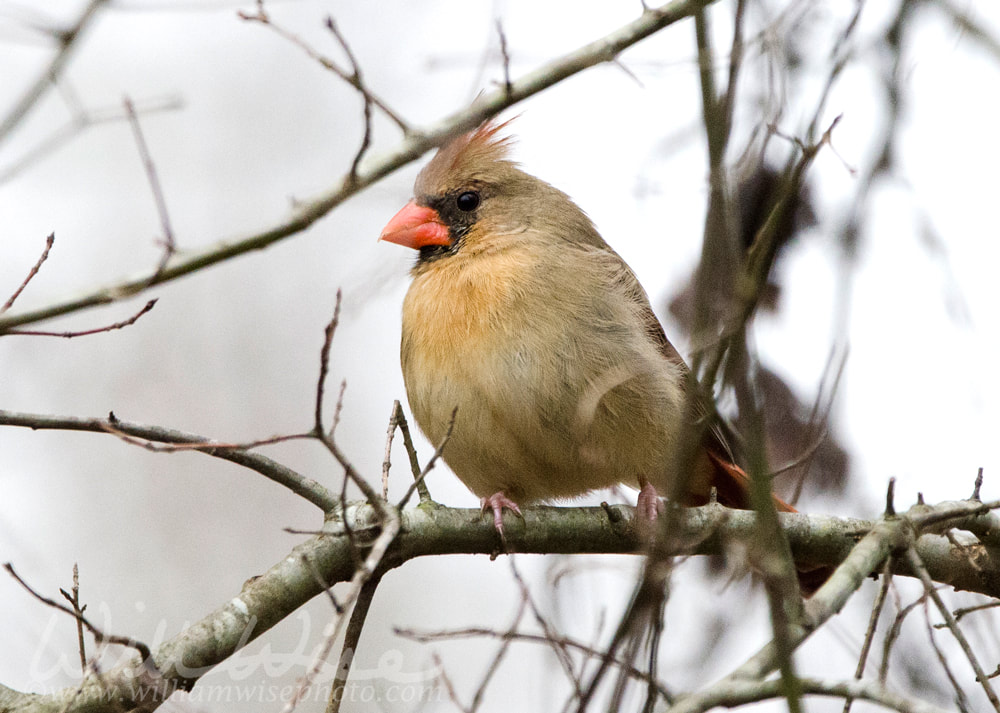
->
(705, 451, 796, 512)
(704, 451, 832, 596)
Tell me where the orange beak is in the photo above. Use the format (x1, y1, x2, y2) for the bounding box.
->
(379, 201, 450, 249)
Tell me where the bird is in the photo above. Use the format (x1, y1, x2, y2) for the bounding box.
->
(379, 120, 796, 536)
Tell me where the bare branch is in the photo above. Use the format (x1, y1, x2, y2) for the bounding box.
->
(880, 585, 927, 685)
(325, 16, 376, 183)
(325, 570, 383, 713)
(937, 600, 1000, 626)
(0, 408, 339, 512)
(4, 562, 156, 667)
(921, 597, 973, 712)
(665, 676, 952, 713)
(905, 547, 1000, 711)
(0, 0, 717, 335)
(395, 624, 671, 704)
(382, 399, 435, 503)
(99, 418, 308, 454)
(315, 290, 343, 432)
(0, 95, 183, 185)
(0, 0, 109, 147)
(281, 507, 399, 713)
(2, 498, 996, 712)
(1, 232, 53, 313)
(395, 401, 433, 502)
(973, 466, 985, 501)
(5, 298, 157, 338)
(58, 563, 87, 673)
(236, 6, 408, 133)
(664, 498, 1000, 713)
(396, 407, 455, 509)
(123, 96, 176, 279)
(509, 561, 587, 702)
(842, 559, 893, 713)
(496, 20, 513, 97)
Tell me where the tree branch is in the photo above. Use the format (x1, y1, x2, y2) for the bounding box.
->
(0, 497, 995, 713)
(0, 409, 339, 513)
(0, 0, 717, 334)
(0, 0, 108, 147)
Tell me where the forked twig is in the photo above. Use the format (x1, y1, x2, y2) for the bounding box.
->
(5, 563, 156, 668)
(905, 547, 1000, 711)
(237, 6, 407, 133)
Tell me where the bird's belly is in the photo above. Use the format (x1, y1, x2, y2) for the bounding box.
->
(399, 250, 683, 503)
(402, 325, 679, 503)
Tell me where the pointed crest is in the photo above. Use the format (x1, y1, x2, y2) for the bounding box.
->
(415, 118, 518, 196)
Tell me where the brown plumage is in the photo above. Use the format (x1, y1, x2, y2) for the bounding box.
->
(381, 121, 795, 532)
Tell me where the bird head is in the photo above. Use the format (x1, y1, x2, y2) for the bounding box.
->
(379, 120, 601, 263)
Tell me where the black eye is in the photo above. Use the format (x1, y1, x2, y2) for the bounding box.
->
(456, 191, 480, 212)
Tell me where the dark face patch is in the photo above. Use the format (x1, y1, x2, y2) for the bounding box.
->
(415, 187, 488, 265)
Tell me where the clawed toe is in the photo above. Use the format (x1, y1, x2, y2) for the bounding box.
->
(481, 492, 522, 539)
(637, 481, 664, 521)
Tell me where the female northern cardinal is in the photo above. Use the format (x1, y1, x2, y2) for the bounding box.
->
(380, 121, 795, 534)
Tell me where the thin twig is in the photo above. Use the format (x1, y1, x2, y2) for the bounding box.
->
(123, 96, 176, 279)
(0, 0, 109, 147)
(324, 16, 375, 183)
(0, 0, 715, 335)
(509, 561, 585, 702)
(315, 289, 342, 432)
(718, 0, 746, 143)
(880, 587, 927, 685)
(0, 409, 339, 512)
(973, 467, 984, 501)
(237, 7, 408, 132)
(922, 597, 973, 713)
(2, 232, 53, 312)
(99, 419, 308, 454)
(326, 569, 385, 713)
(58, 563, 88, 672)
(5, 562, 156, 667)
(789, 343, 849, 503)
(382, 403, 398, 500)
(905, 547, 1000, 711)
(471, 593, 529, 712)
(395, 625, 672, 703)
(642, 588, 666, 713)
(667, 676, 952, 713)
(843, 558, 893, 713)
(496, 20, 513, 97)
(0, 96, 183, 186)
(330, 379, 347, 439)
(395, 402, 432, 502)
(396, 407, 456, 509)
(280, 502, 399, 713)
(5, 299, 157, 337)
(938, 600, 1000, 626)
(432, 652, 466, 713)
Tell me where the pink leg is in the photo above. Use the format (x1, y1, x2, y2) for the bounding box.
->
(480, 492, 522, 538)
(636, 481, 664, 521)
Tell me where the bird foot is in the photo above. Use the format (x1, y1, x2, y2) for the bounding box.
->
(636, 482, 664, 521)
(480, 492, 522, 540)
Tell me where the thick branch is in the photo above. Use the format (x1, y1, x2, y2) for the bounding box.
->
(1, 499, 996, 713)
